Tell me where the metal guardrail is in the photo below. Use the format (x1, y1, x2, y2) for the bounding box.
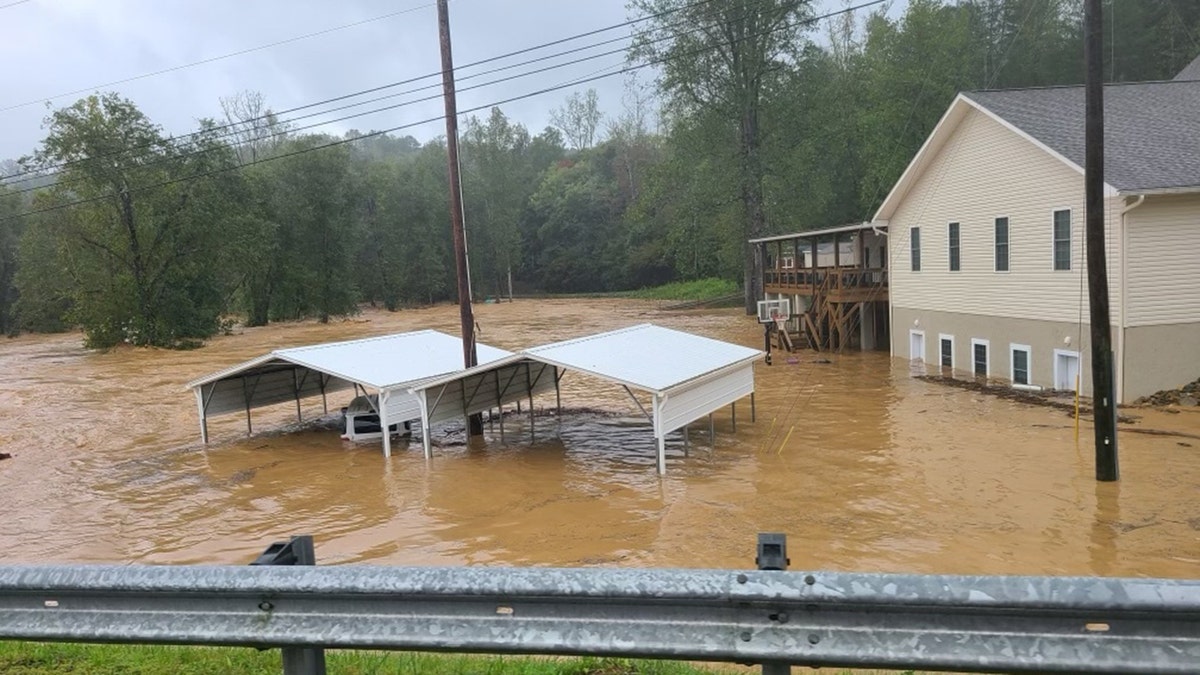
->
(2, 558, 1199, 674)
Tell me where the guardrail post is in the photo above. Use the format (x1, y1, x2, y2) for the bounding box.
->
(756, 533, 790, 675)
(251, 536, 326, 675)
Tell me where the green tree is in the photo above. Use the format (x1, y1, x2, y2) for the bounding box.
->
(0, 186, 23, 335)
(461, 109, 532, 298)
(264, 136, 363, 323)
(631, 0, 815, 312)
(20, 94, 241, 348)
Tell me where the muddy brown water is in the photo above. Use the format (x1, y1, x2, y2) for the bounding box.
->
(1, 299, 1197, 577)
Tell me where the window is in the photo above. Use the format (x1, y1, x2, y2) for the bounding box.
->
(879, 245, 887, 268)
(947, 223, 960, 271)
(994, 217, 1009, 271)
(910, 227, 921, 271)
(971, 339, 989, 378)
(939, 335, 954, 370)
(1011, 344, 1032, 386)
(1053, 210, 1071, 270)
(864, 246, 871, 269)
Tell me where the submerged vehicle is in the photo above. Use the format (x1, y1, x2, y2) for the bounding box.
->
(340, 395, 411, 442)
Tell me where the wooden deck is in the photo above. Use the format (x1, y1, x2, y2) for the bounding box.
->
(763, 267, 888, 302)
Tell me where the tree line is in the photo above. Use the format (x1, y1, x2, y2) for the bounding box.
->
(0, 0, 1195, 347)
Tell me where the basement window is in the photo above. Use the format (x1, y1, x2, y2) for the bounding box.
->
(1011, 344, 1032, 386)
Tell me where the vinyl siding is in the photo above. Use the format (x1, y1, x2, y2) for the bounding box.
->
(1124, 193, 1200, 326)
(887, 107, 1121, 324)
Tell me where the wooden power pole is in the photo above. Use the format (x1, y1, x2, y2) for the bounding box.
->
(1084, 0, 1118, 481)
(437, 0, 483, 436)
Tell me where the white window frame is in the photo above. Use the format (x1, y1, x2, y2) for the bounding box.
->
(938, 333, 955, 370)
(909, 329, 926, 362)
(1053, 349, 1082, 392)
(1010, 343, 1033, 387)
(1051, 207, 1072, 271)
(970, 338, 990, 378)
(994, 215, 1010, 273)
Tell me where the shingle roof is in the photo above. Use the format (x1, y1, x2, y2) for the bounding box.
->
(1176, 54, 1200, 81)
(964, 80, 1200, 192)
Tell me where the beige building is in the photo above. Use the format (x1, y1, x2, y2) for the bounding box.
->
(874, 64, 1200, 402)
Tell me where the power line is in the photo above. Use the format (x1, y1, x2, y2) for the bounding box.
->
(0, 2, 438, 114)
(1, 23, 695, 197)
(3, 0, 752, 191)
(3, 0, 887, 222)
(2, 0, 723, 185)
(0, 0, 33, 9)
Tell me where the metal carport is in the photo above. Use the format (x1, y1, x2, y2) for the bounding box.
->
(186, 330, 512, 457)
(409, 324, 763, 474)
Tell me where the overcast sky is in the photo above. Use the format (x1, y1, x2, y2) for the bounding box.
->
(0, 0, 881, 162)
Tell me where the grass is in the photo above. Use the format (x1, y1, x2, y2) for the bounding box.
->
(0, 643, 936, 674)
(620, 278, 739, 301)
(0, 643, 727, 674)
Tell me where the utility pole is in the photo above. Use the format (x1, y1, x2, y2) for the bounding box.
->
(437, 0, 483, 436)
(1085, 0, 1118, 481)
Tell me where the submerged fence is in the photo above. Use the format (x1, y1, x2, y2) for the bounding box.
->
(0, 535, 1198, 675)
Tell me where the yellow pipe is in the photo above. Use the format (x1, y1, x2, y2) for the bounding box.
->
(1080, 369, 1089, 444)
(777, 425, 796, 456)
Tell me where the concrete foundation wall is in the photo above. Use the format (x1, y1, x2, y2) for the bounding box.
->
(1123, 322, 1200, 400)
(891, 306, 1107, 398)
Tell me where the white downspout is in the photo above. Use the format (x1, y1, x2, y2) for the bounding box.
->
(1117, 195, 1146, 404)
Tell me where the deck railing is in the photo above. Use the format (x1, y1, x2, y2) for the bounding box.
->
(764, 266, 888, 293)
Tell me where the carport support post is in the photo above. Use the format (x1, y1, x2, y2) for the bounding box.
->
(494, 369, 505, 443)
(653, 394, 666, 476)
(709, 413, 715, 444)
(241, 376, 253, 436)
(418, 395, 433, 460)
(731, 402, 737, 433)
(292, 369, 303, 422)
(526, 362, 535, 443)
(194, 388, 209, 444)
(751, 392, 757, 422)
(379, 390, 392, 459)
(554, 367, 561, 416)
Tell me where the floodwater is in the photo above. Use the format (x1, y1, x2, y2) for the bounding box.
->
(1, 299, 1197, 578)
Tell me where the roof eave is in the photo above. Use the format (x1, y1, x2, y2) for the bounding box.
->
(748, 222, 879, 245)
(1118, 185, 1200, 196)
(872, 94, 1120, 222)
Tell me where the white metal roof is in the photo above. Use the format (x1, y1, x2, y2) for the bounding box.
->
(187, 330, 513, 391)
(523, 324, 761, 395)
(748, 222, 881, 245)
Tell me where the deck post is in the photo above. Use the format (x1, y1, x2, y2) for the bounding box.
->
(834, 232, 841, 268)
(379, 390, 392, 459)
(751, 392, 757, 422)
